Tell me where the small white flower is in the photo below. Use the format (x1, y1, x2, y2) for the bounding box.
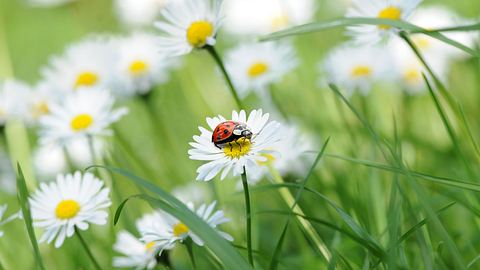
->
(113, 231, 158, 270)
(30, 171, 111, 248)
(225, 42, 298, 97)
(321, 44, 390, 96)
(112, 32, 177, 97)
(139, 201, 232, 254)
(154, 0, 223, 56)
(23, 83, 58, 126)
(224, 0, 316, 36)
(189, 109, 282, 181)
(172, 183, 211, 205)
(38, 88, 128, 146)
(0, 79, 30, 126)
(346, 0, 422, 44)
(40, 37, 115, 94)
(115, 0, 169, 28)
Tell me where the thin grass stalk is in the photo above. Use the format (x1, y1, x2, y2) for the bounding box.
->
(206, 46, 244, 109)
(241, 167, 254, 266)
(269, 167, 332, 262)
(185, 239, 197, 269)
(62, 146, 75, 172)
(75, 227, 102, 270)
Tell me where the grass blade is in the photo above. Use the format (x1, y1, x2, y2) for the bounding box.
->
(16, 163, 46, 270)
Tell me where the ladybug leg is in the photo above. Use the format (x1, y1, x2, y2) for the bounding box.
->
(236, 140, 242, 151)
(228, 142, 233, 152)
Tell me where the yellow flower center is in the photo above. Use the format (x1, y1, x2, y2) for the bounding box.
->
(351, 65, 372, 78)
(186, 21, 214, 47)
(71, 114, 94, 131)
(413, 36, 431, 49)
(377, 6, 402, 29)
(257, 153, 276, 166)
(271, 15, 289, 30)
(145, 241, 156, 251)
(404, 68, 421, 83)
(75, 71, 98, 88)
(223, 138, 252, 159)
(129, 60, 149, 76)
(173, 223, 189, 237)
(55, 199, 80, 219)
(32, 102, 49, 119)
(248, 62, 269, 78)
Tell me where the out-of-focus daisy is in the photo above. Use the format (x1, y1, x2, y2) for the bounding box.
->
(33, 138, 105, 179)
(189, 109, 282, 181)
(154, 0, 223, 56)
(23, 83, 57, 125)
(172, 183, 211, 204)
(224, 0, 316, 36)
(115, 0, 169, 28)
(40, 37, 115, 94)
(30, 171, 111, 248)
(26, 0, 75, 7)
(0, 79, 29, 127)
(346, 0, 422, 44)
(113, 231, 158, 270)
(140, 201, 232, 254)
(0, 204, 21, 237)
(225, 42, 298, 97)
(38, 88, 128, 146)
(113, 32, 177, 97)
(321, 44, 390, 96)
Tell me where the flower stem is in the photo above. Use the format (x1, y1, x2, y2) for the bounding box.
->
(75, 227, 102, 270)
(240, 167, 254, 266)
(185, 239, 196, 269)
(62, 146, 75, 172)
(206, 46, 244, 109)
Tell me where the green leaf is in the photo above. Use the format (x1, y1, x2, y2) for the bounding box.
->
(114, 195, 141, 226)
(90, 166, 252, 270)
(260, 17, 480, 57)
(16, 164, 46, 270)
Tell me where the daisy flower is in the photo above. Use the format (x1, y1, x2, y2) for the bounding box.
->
(0, 79, 30, 127)
(40, 37, 115, 94)
(139, 201, 232, 254)
(321, 44, 390, 96)
(115, 0, 169, 28)
(23, 83, 57, 125)
(30, 171, 111, 248)
(113, 231, 158, 270)
(38, 88, 128, 145)
(224, 0, 316, 36)
(154, 0, 223, 56)
(172, 183, 211, 205)
(346, 0, 422, 44)
(188, 109, 282, 181)
(112, 32, 177, 97)
(225, 42, 298, 97)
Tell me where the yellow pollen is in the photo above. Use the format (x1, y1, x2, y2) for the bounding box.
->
(186, 21, 214, 47)
(33, 102, 49, 119)
(257, 153, 276, 166)
(55, 199, 80, 219)
(414, 37, 431, 49)
(377, 6, 402, 29)
(71, 114, 94, 131)
(271, 15, 289, 30)
(223, 138, 252, 159)
(75, 72, 98, 88)
(248, 62, 269, 78)
(145, 242, 156, 251)
(129, 60, 149, 76)
(351, 65, 372, 78)
(404, 68, 421, 83)
(173, 223, 189, 237)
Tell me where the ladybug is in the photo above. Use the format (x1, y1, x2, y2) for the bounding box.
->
(212, 121, 253, 149)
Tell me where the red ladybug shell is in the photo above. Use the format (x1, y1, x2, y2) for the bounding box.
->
(212, 121, 238, 145)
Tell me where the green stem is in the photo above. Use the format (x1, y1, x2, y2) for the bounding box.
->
(62, 146, 75, 172)
(241, 167, 254, 266)
(75, 227, 102, 270)
(185, 240, 196, 269)
(206, 46, 244, 109)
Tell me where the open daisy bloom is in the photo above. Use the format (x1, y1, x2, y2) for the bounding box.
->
(321, 44, 390, 96)
(139, 201, 232, 255)
(113, 231, 159, 270)
(346, 0, 422, 44)
(225, 42, 298, 97)
(40, 37, 115, 93)
(189, 109, 282, 181)
(154, 0, 223, 56)
(38, 88, 128, 145)
(113, 32, 177, 97)
(30, 171, 111, 248)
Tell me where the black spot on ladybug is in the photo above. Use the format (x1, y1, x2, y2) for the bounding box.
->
(223, 130, 229, 134)
(217, 135, 222, 140)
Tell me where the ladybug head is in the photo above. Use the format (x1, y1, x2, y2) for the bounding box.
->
(233, 123, 253, 140)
